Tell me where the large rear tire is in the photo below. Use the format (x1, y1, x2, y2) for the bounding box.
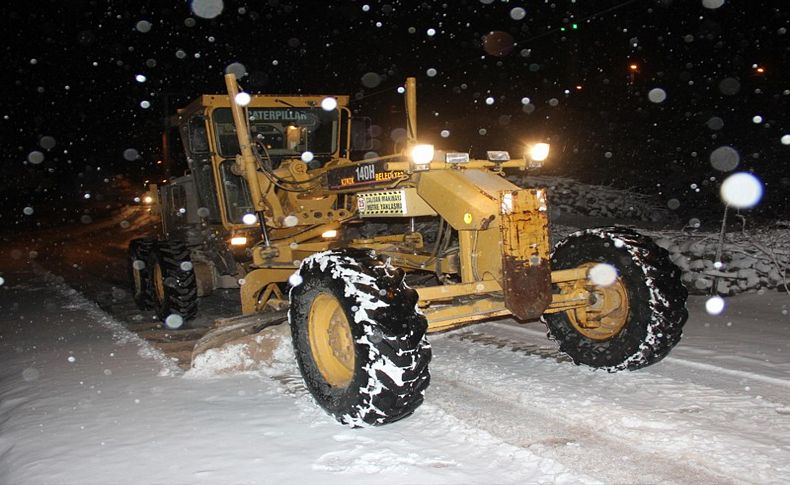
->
(148, 240, 198, 328)
(128, 238, 154, 310)
(289, 248, 431, 426)
(543, 227, 688, 371)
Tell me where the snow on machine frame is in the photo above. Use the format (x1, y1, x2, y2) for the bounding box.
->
(129, 74, 688, 426)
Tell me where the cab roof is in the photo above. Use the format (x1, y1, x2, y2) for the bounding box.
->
(176, 94, 351, 116)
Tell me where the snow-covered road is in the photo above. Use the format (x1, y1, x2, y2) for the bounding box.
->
(0, 270, 594, 484)
(1, 269, 788, 484)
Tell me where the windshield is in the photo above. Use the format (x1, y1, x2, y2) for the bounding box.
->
(213, 107, 338, 158)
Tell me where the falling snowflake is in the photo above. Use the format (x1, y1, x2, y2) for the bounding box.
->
(191, 0, 224, 19)
(648, 88, 667, 103)
(510, 7, 526, 20)
(234, 92, 251, 106)
(720, 172, 763, 208)
(709, 146, 740, 171)
(165, 314, 184, 329)
(321, 97, 338, 111)
(28, 151, 45, 164)
(588, 263, 618, 287)
(705, 296, 725, 315)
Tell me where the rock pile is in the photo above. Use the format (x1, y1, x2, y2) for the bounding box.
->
(512, 175, 675, 223)
(650, 225, 790, 295)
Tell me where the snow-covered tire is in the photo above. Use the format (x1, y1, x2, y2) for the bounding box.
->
(543, 227, 688, 371)
(129, 238, 154, 309)
(289, 248, 431, 426)
(148, 240, 198, 326)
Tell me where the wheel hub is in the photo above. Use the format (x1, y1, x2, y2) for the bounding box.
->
(308, 293, 355, 388)
(152, 262, 165, 304)
(132, 265, 143, 293)
(560, 263, 631, 341)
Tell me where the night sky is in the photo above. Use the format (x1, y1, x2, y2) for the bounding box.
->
(2, 0, 788, 228)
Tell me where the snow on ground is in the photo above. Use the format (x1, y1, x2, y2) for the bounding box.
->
(430, 298, 790, 484)
(1, 263, 788, 483)
(0, 270, 594, 485)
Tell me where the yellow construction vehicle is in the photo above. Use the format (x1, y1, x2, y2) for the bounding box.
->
(129, 74, 688, 426)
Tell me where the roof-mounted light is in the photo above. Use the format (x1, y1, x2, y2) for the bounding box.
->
(486, 151, 510, 162)
(445, 152, 470, 164)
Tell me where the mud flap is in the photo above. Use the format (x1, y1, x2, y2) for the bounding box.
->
(499, 189, 552, 320)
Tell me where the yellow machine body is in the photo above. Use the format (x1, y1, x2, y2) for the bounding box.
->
(162, 74, 594, 332)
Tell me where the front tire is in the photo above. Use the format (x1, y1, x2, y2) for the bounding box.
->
(128, 238, 154, 309)
(543, 227, 688, 371)
(289, 248, 431, 426)
(148, 240, 198, 328)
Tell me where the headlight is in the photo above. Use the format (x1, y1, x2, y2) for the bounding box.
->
(410, 144, 434, 170)
(528, 143, 550, 162)
(321, 230, 338, 239)
(230, 236, 248, 246)
(142, 195, 153, 204)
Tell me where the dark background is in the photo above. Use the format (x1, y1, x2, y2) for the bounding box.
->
(2, 0, 788, 230)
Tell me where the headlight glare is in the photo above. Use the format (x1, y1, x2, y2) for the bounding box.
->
(528, 143, 550, 162)
(410, 144, 435, 166)
(230, 236, 248, 246)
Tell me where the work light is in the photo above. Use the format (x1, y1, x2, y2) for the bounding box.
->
(410, 144, 434, 170)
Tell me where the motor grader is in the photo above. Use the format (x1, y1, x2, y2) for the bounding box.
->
(129, 74, 688, 426)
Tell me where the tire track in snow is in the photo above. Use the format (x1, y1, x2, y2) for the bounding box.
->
(495, 322, 790, 391)
(188, 339, 600, 484)
(429, 377, 734, 485)
(662, 357, 790, 389)
(430, 330, 790, 484)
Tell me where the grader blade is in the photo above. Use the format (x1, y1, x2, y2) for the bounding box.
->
(191, 311, 287, 365)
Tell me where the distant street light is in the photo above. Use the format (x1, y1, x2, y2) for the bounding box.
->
(629, 63, 639, 84)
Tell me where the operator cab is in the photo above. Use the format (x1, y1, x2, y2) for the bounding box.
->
(212, 106, 339, 170)
(157, 94, 353, 245)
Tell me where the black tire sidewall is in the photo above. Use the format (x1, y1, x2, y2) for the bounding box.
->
(147, 241, 197, 325)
